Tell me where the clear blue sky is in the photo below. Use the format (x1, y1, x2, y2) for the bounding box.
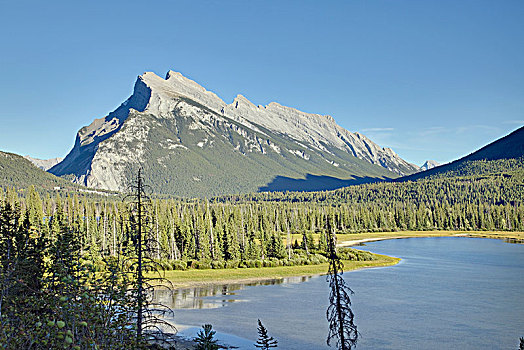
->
(1, 0, 523, 166)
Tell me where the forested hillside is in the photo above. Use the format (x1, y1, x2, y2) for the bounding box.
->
(0, 151, 81, 191)
(399, 126, 524, 182)
(240, 158, 524, 205)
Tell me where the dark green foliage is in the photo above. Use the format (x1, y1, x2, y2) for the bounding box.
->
(0, 202, 46, 346)
(194, 324, 219, 350)
(254, 319, 278, 349)
(0, 184, 178, 349)
(336, 248, 376, 262)
(519, 337, 524, 350)
(0, 151, 80, 192)
(0, 202, 147, 349)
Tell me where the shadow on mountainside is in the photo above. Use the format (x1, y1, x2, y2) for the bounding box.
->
(258, 174, 384, 192)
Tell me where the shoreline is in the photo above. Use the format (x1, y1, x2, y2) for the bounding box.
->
(337, 233, 468, 247)
(159, 254, 400, 289)
(157, 231, 522, 289)
(338, 230, 524, 247)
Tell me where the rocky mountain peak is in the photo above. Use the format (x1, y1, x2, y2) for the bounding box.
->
(50, 69, 420, 195)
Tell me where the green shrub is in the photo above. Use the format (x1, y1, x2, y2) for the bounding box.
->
(159, 260, 172, 270)
(211, 260, 224, 269)
(336, 248, 377, 261)
(171, 260, 187, 271)
(225, 260, 240, 269)
(195, 261, 212, 270)
(308, 256, 320, 265)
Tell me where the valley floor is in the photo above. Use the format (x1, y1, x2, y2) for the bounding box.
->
(158, 230, 523, 288)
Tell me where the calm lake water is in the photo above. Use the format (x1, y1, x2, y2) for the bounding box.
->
(155, 237, 524, 349)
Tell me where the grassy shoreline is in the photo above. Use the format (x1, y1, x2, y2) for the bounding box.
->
(157, 253, 399, 288)
(155, 230, 522, 288)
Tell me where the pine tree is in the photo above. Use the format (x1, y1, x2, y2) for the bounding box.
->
(0, 203, 46, 318)
(254, 319, 278, 349)
(194, 324, 219, 350)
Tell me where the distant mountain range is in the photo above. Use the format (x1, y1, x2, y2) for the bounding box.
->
(48, 70, 420, 196)
(24, 156, 63, 171)
(398, 126, 524, 181)
(420, 160, 440, 171)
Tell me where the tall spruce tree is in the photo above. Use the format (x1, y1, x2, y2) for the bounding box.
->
(194, 324, 219, 350)
(254, 319, 278, 349)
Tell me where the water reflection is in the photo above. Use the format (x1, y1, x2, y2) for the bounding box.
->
(503, 237, 524, 244)
(153, 276, 313, 310)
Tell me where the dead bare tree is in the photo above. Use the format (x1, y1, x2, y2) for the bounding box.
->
(124, 168, 175, 344)
(326, 212, 358, 350)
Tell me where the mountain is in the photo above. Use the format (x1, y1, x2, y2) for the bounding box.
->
(398, 126, 524, 182)
(50, 70, 419, 197)
(24, 156, 64, 171)
(1, 151, 79, 191)
(420, 160, 440, 171)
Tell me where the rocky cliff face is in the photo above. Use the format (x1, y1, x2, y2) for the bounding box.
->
(50, 70, 419, 196)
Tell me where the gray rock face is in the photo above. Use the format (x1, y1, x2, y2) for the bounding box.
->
(50, 70, 419, 196)
(420, 160, 440, 171)
(24, 156, 64, 171)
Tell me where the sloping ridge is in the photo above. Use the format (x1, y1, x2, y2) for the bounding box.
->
(397, 125, 524, 182)
(49, 70, 419, 196)
(0, 151, 81, 191)
(49, 77, 152, 178)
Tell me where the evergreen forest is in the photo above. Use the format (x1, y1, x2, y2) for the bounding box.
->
(2, 159, 523, 270)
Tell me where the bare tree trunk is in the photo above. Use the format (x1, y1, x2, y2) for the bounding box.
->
(326, 223, 358, 350)
(136, 170, 144, 340)
(155, 202, 160, 260)
(286, 216, 291, 260)
(103, 203, 107, 254)
(207, 200, 215, 260)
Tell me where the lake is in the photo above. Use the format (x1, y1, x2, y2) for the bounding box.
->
(155, 237, 524, 349)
